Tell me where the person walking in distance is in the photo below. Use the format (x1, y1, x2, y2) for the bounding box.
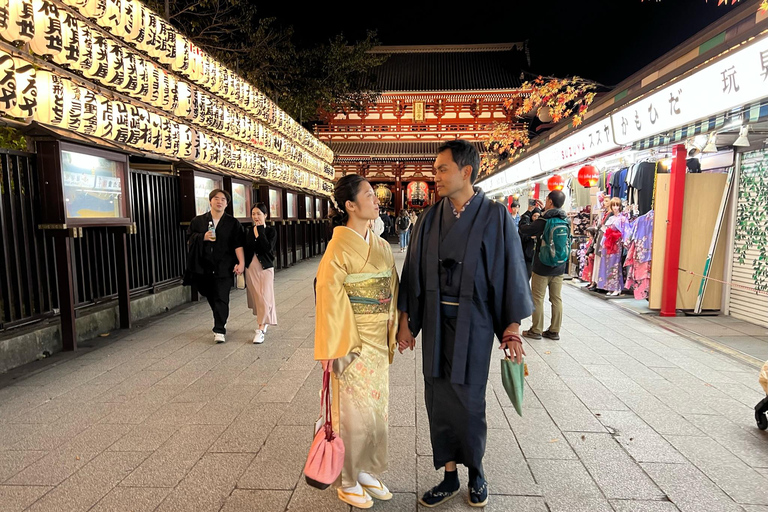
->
(185, 189, 245, 343)
(244, 202, 278, 345)
(395, 210, 412, 253)
(314, 175, 400, 509)
(518, 190, 570, 341)
(397, 140, 532, 508)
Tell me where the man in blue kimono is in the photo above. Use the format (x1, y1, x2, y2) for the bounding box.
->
(397, 140, 533, 508)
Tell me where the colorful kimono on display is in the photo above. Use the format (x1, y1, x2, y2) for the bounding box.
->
(398, 188, 532, 476)
(597, 213, 631, 292)
(314, 226, 399, 488)
(624, 210, 654, 299)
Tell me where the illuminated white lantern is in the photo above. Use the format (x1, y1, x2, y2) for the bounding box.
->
(76, 25, 94, 73)
(167, 120, 180, 156)
(85, 32, 108, 81)
(30, 0, 62, 57)
(175, 80, 191, 118)
(137, 9, 158, 53)
(53, 11, 80, 67)
(114, 0, 134, 38)
(33, 71, 67, 126)
(62, 79, 84, 132)
(103, 39, 122, 86)
(152, 67, 168, 108)
(0, 52, 16, 114)
(60, 0, 86, 7)
(82, 0, 106, 18)
(134, 55, 149, 99)
(0, 0, 34, 44)
(178, 123, 193, 158)
(147, 112, 163, 151)
(9, 58, 36, 120)
(125, 1, 143, 41)
(79, 89, 100, 135)
(109, 100, 129, 143)
(172, 34, 190, 73)
(167, 73, 178, 112)
(160, 28, 176, 65)
(125, 104, 140, 146)
(149, 17, 168, 59)
(96, 0, 120, 30)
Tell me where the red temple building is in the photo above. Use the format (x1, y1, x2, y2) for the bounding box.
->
(313, 43, 531, 213)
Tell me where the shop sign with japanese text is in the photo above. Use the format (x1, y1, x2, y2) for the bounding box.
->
(538, 118, 618, 172)
(611, 35, 768, 145)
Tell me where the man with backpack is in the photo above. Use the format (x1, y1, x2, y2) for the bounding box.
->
(395, 210, 412, 252)
(518, 190, 570, 341)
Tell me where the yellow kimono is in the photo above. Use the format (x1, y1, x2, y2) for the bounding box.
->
(314, 226, 399, 488)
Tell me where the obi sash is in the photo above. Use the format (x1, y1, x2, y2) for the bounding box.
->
(344, 270, 392, 315)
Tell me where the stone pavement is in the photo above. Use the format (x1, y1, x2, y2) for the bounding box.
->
(1, 245, 768, 512)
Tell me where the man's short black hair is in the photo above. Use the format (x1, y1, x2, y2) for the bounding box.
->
(209, 188, 231, 203)
(437, 140, 480, 183)
(548, 190, 566, 209)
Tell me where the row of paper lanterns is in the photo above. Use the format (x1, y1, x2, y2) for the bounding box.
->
(0, 52, 331, 194)
(0, 0, 333, 167)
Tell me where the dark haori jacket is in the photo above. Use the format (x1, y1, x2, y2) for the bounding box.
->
(518, 208, 568, 277)
(244, 224, 277, 270)
(183, 211, 244, 293)
(398, 188, 533, 385)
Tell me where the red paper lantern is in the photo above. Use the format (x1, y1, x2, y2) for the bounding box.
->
(547, 174, 565, 191)
(577, 165, 599, 188)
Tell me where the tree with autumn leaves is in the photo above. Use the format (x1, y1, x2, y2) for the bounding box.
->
(480, 76, 599, 178)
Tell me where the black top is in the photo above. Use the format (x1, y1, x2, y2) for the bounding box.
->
(518, 209, 538, 261)
(244, 224, 277, 270)
(187, 212, 244, 278)
(632, 162, 657, 215)
(518, 208, 569, 277)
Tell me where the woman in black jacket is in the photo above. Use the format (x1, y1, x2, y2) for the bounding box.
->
(244, 202, 278, 344)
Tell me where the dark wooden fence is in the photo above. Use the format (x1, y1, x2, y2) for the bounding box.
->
(0, 150, 330, 334)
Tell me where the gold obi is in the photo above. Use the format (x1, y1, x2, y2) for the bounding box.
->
(344, 271, 392, 315)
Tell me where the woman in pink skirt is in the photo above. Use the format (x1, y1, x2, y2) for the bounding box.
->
(244, 203, 278, 344)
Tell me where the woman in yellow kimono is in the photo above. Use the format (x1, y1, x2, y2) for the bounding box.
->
(315, 174, 399, 509)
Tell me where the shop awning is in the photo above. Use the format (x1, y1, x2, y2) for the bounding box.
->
(631, 100, 768, 151)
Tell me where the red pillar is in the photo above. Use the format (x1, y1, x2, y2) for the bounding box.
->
(660, 144, 687, 317)
(533, 183, 541, 200)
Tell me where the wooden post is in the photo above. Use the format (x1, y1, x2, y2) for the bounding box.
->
(53, 231, 77, 351)
(111, 226, 132, 329)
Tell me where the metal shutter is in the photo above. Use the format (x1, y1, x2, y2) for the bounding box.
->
(729, 151, 768, 327)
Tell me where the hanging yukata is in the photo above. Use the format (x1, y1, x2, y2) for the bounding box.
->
(314, 226, 399, 488)
(625, 210, 654, 299)
(399, 189, 532, 477)
(597, 213, 630, 292)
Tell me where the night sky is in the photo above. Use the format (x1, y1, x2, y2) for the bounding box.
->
(257, 0, 742, 87)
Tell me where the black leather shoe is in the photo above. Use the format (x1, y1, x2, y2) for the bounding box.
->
(542, 330, 560, 340)
(522, 330, 542, 340)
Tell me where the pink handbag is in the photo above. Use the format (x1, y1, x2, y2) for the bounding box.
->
(304, 366, 345, 489)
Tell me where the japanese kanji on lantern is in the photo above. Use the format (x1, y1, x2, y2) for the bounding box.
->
(10, 58, 35, 120)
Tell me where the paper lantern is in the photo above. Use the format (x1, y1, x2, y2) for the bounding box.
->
(172, 34, 189, 73)
(83, 0, 106, 18)
(0, 0, 34, 43)
(114, 0, 134, 37)
(53, 11, 80, 66)
(79, 89, 100, 135)
(160, 28, 176, 65)
(76, 25, 94, 72)
(85, 32, 109, 81)
(547, 174, 565, 191)
(96, 0, 120, 30)
(9, 57, 35, 119)
(30, 0, 62, 57)
(147, 112, 161, 150)
(33, 70, 66, 126)
(109, 100, 129, 143)
(136, 8, 157, 53)
(0, 53, 16, 113)
(577, 165, 599, 188)
(62, 79, 84, 132)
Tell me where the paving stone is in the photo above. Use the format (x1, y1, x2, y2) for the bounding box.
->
(7, 424, 133, 486)
(564, 432, 665, 500)
(90, 487, 171, 512)
(219, 489, 292, 512)
(665, 435, 768, 504)
(155, 453, 254, 512)
(0, 484, 52, 512)
(387, 426, 417, 493)
(594, 410, 687, 464)
(209, 403, 287, 453)
(119, 424, 227, 487)
(106, 424, 180, 452)
(532, 388, 606, 432)
(545, 496, 614, 512)
(641, 463, 743, 512)
(528, 459, 602, 498)
(390, 386, 416, 427)
(284, 478, 350, 512)
(256, 370, 313, 403)
(0, 450, 47, 482)
(504, 407, 578, 460)
(236, 425, 308, 489)
(560, 375, 629, 411)
(484, 429, 541, 496)
(618, 393, 704, 436)
(26, 451, 149, 512)
(684, 414, 768, 469)
(609, 500, 680, 512)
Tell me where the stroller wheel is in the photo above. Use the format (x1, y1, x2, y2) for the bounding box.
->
(755, 396, 768, 430)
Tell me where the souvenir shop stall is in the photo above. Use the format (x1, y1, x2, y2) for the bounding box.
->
(478, 4, 768, 321)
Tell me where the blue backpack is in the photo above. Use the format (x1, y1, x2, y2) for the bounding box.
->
(538, 217, 570, 267)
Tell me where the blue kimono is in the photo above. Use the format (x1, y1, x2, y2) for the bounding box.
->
(398, 188, 532, 474)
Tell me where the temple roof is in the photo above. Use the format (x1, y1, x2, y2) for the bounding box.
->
(330, 141, 486, 158)
(368, 43, 529, 92)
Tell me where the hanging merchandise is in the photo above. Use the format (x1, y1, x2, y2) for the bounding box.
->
(624, 210, 654, 300)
